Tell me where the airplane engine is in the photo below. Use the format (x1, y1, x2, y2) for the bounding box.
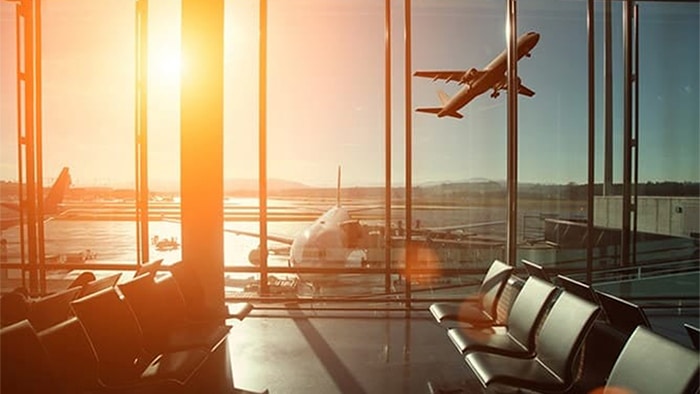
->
(461, 68, 478, 85)
(248, 247, 261, 266)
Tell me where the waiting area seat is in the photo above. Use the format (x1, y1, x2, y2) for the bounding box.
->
(26, 286, 81, 331)
(0, 260, 259, 394)
(133, 258, 164, 278)
(601, 325, 699, 394)
(70, 286, 214, 387)
(429, 259, 513, 326)
(75, 272, 122, 299)
(464, 290, 601, 392)
(521, 259, 552, 283)
(595, 289, 652, 336)
(447, 276, 557, 356)
(0, 320, 57, 394)
(118, 272, 232, 354)
(684, 323, 699, 350)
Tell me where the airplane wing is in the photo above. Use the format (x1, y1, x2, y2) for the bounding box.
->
(417, 220, 505, 233)
(163, 217, 296, 245)
(413, 70, 466, 84)
(223, 228, 295, 245)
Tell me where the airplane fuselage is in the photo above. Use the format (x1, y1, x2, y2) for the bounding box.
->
(288, 206, 367, 282)
(437, 31, 540, 117)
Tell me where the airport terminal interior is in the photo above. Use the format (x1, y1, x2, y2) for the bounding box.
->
(0, 0, 698, 393)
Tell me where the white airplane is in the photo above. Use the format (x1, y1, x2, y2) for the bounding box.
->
(224, 168, 505, 287)
(224, 168, 369, 285)
(0, 167, 72, 232)
(414, 31, 540, 119)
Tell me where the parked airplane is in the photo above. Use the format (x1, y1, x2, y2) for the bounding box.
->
(0, 167, 72, 232)
(224, 168, 504, 287)
(414, 31, 540, 119)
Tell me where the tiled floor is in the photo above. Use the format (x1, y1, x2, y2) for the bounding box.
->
(226, 307, 479, 394)
(222, 304, 698, 394)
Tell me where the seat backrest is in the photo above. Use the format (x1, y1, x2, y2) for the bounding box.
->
(604, 326, 700, 394)
(77, 272, 122, 299)
(556, 275, 600, 305)
(595, 290, 650, 336)
(535, 291, 600, 386)
(1, 320, 56, 394)
(684, 323, 699, 350)
(38, 317, 100, 391)
(67, 271, 96, 289)
(521, 259, 552, 283)
(506, 276, 558, 351)
(169, 260, 211, 319)
(133, 258, 164, 278)
(0, 289, 30, 327)
(70, 287, 144, 375)
(27, 287, 81, 331)
(479, 260, 514, 320)
(119, 272, 188, 346)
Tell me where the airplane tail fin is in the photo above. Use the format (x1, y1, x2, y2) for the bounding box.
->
(416, 107, 443, 115)
(43, 167, 71, 213)
(415, 107, 463, 119)
(437, 90, 450, 106)
(414, 90, 463, 119)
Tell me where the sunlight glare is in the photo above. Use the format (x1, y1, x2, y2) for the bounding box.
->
(150, 46, 182, 86)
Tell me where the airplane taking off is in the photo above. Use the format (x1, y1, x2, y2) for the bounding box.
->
(414, 31, 540, 119)
(0, 167, 72, 232)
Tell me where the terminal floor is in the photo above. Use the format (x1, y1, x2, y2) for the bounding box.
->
(222, 305, 698, 394)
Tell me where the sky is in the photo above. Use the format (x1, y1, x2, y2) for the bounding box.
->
(0, 0, 698, 188)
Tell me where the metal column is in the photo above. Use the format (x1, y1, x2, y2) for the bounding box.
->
(505, 0, 518, 266)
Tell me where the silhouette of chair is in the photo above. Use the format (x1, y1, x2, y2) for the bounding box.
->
(169, 260, 252, 321)
(134, 258, 164, 278)
(70, 287, 210, 387)
(429, 260, 514, 326)
(118, 272, 231, 354)
(602, 325, 699, 394)
(521, 259, 552, 283)
(684, 323, 699, 350)
(0, 288, 31, 327)
(67, 271, 96, 289)
(39, 315, 215, 393)
(557, 278, 630, 393)
(555, 274, 600, 305)
(1, 320, 57, 394)
(595, 290, 651, 336)
(76, 272, 122, 299)
(26, 287, 81, 332)
(465, 291, 601, 392)
(447, 276, 558, 356)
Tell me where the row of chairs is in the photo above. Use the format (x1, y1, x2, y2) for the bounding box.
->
(428, 259, 699, 394)
(1, 260, 253, 394)
(523, 258, 700, 348)
(1, 271, 123, 330)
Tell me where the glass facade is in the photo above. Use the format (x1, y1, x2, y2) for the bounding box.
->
(0, 0, 697, 310)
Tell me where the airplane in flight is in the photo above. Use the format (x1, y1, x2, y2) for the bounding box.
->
(0, 167, 72, 232)
(414, 31, 540, 119)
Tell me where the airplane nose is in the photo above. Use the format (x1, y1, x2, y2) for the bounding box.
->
(529, 32, 540, 45)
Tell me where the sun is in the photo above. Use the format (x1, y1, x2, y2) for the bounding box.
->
(150, 46, 182, 87)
